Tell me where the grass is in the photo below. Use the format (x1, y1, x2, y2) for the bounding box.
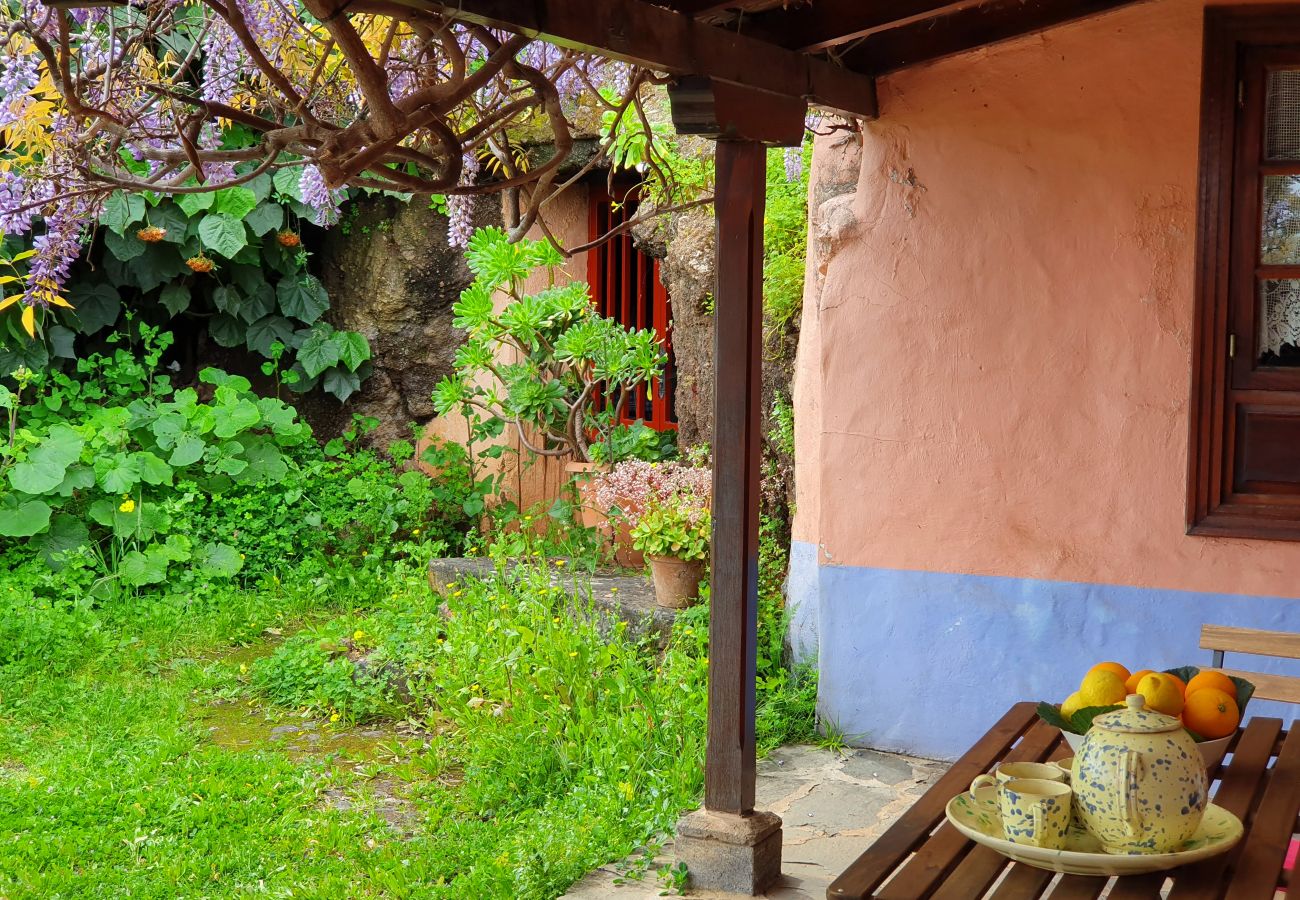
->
(0, 543, 816, 899)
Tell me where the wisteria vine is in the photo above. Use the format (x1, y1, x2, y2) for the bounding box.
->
(0, 0, 688, 336)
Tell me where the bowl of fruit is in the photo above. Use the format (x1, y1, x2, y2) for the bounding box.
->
(1039, 663, 1254, 769)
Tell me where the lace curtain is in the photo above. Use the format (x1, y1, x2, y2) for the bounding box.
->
(1260, 281, 1300, 360)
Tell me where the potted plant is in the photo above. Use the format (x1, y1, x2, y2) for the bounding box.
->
(592, 457, 711, 567)
(630, 487, 710, 609)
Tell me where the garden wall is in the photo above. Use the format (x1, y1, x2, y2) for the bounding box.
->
(789, 0, 1300, 759)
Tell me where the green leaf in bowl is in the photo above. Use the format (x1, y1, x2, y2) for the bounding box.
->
(1036, 701, 1075, 733)
(1069, 704, 1125, 733)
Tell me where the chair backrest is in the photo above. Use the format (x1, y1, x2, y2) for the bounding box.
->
(1200, 624, 1300, 705)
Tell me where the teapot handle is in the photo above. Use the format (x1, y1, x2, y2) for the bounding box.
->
(1119, 749, 1145, 838)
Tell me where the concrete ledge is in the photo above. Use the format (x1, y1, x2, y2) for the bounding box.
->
(675, 809, 783, 895)
(428, 556, 680, 648)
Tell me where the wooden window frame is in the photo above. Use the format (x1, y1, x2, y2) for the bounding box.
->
(1189, 7, 1300, 540)
(585, 182, 678, 432)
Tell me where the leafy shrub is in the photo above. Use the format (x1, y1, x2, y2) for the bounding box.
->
(432, 227, 667, 464)
(1, 175, 371, 402)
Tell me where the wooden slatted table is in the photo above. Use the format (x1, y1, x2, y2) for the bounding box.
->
(828, 702, 1299, 900)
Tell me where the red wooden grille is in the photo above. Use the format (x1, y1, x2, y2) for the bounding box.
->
(586, 186, 678, 431)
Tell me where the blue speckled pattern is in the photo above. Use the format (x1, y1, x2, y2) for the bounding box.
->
(1072, 696, 1208, 853)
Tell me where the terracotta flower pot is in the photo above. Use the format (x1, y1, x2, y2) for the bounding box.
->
(646, 554, 705, 609)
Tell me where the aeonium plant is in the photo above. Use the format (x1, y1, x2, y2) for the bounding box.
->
(432, 227, 667, 463)
(629, 488, 711, 562)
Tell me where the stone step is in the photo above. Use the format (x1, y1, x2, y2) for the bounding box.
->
(428, 556, 682, 648)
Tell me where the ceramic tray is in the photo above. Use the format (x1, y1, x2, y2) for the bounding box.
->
(946, 787, 1243, 876)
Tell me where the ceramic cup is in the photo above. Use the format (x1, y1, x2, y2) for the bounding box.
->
(968, 761, 1067, 795)
(998, 778, 1072, 849)
(1051, 757, 1074, 784)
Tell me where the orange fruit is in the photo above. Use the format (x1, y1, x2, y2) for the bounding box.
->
(1163, 672, 1187, 696)
(1125, 669, 1155, 693)
(1186, 670, 1238, 700)
(1182, 687, 1240, 739)
(1088, 661, 1132, 683)
(1136, 672, 1186, 716)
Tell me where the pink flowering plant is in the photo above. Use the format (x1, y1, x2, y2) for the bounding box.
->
(591, 458, 711, 531)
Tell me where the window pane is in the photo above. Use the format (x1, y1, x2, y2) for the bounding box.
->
(1266, 70, 1300, 159)
(1259, 279, 1300, 365)
(1261, 175, 1300, 263)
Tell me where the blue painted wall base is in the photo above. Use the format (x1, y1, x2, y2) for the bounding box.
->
(787, 541, 1300, 760)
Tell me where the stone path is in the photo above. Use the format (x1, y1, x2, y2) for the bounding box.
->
(561, 745, 948, 899)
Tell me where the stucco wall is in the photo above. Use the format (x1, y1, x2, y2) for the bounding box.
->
(791, 0, 1300, 758)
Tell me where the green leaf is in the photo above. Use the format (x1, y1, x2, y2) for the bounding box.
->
(245, 315, 297, 356)
(245, 172, 273, 202)
(9, 425, 84, 494)
(67, 283, 121, 334)
(198, 542, 243, 578)
(336, 331, 371, 370)
(1069, 704, 1125, 734)
(169, 433, 206, 467)
(100, 192, 146, 235)
(1035, 701, 1074, 733)
(212, 285, 242, 315)
(240, 283, 276, 324)
(298, 328, 341, 377)
(0, 498, 52, 537)
(39, 514, 89, 568)
(103, 227, 146, 262)
(277, 275, 328, 323)
(244, 202, 284, 237)
(213, 187, 258, 220)
(197, 213, 248, 259)
(159, 283, 191, 317)
(97, 452, 141, 493)
(120, 548, 169, 587)
(134, 451, 174, 486)
(211, 399, 261, 438)
(48, 325, 76, 359)
(176, 192, 215, 217)
(273, 167, 304, 201)
(148, 202, 190, 243)
(209, 314, 246, 348)
(323, 366, 361, 401)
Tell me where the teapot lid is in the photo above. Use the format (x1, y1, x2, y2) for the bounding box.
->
(1092, 694, 1181, 734)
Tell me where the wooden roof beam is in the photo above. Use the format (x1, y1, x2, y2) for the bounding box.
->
(402, 0, 878, 119)
(844, 0, 1150, 74)
(738, 0, 966, 52)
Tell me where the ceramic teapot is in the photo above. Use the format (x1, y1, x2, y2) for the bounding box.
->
(1071, 694, 1207, 854)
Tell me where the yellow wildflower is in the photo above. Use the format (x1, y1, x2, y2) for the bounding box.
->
(568, 651, 578, 658)
(555, 559, 566, 567)
(353, 629, 366, 642)
(412, 528, 421, 535)
(118, 498, 136, 513)
(330, 712, 341, 723)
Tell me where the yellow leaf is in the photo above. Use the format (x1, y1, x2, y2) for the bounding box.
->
(0, 293, 22, 310)
(10, 249, 36, 262)
(46, 294, 73, 309)
(21, 304, 36, 338)
(0, 276, 17, 285)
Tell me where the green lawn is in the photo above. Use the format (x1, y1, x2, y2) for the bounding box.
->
(0, 551, 813, 899)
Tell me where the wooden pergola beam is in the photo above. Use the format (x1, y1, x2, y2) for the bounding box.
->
(843, 0, 1148, 74)
(403, 0, 878, 119)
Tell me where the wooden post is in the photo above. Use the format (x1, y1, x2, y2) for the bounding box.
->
(668, 77, 796, 895)
(705, 138, 766, 816)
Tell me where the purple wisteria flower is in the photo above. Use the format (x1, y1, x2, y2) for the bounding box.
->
(300, 165, 347, 227)
(0, 51, 39, 131)
(446, 152, 480, 249)
(783, 146, 803, 183)
(22, 198, 90, 307)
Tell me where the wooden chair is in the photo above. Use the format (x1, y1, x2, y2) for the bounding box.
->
(1200, 624, 1300, 705)
(1200, 624, 1300, 894)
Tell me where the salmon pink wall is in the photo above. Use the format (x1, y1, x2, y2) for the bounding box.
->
(794, 0, 1300, 600)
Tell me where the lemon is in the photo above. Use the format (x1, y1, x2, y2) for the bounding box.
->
(1060, 691, 1084, 720)
(1136, 672, 1185, 716)
(1078, 670, 1127, 708)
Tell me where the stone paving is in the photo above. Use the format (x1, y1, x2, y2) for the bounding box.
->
(561, 745, 949, 899)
